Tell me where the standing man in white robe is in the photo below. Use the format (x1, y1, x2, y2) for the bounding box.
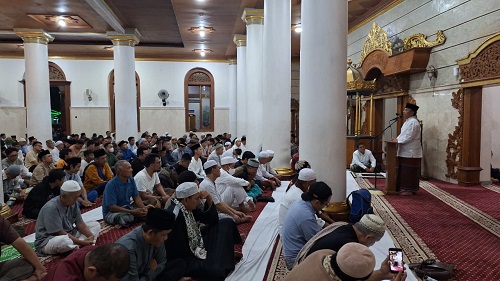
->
(391, 103, 422, 196)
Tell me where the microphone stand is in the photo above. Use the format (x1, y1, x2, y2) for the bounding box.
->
(369, 117, 400, 191)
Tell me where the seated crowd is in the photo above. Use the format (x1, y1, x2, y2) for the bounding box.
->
(0, 131, 406, 281)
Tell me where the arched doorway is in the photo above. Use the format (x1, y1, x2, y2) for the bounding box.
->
(108, 70, 141, 133)
(22, 62, 71, 135)
(453, 32, 500, 185)
(184, 68, 215, 132)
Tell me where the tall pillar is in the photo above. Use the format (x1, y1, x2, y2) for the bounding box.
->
(262, 0, 291, 167)
(233, 35, 247, 138)
(228, 59, 237, 136)
(15, 29, 54, 144)
(299, 1, 347, 201)
(242, 9, 264, 154)
(108, 30, 140, 142)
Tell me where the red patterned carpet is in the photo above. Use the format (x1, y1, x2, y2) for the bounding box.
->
(12, 192, 271, 275)
(235, 190, 271, 252)
(428, 179, 500, 220)
(367, 177, 385, 191)
(362, 179, 500, 281)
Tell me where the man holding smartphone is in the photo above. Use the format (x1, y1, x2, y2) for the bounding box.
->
(297, 214, 386, 265)
(285, 242, 407, 281)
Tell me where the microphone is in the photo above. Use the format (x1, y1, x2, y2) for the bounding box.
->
(389, 114, 402, 122)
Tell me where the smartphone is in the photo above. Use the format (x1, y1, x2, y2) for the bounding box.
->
(388, 248, 404, 273)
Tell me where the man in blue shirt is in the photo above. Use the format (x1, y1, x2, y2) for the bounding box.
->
(103, 160, 150, 227)
(118, 140, 137, 162)
(282, 181, 332, 269)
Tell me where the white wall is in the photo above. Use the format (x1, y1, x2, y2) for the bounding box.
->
(135, 61, 230, 108)
(481, 85, 500, 182)
(51, 59, 114, 107)
(0, 59, 25, 107)
(0, 58, 231, 138)
(382, 98, 398, 142)
(70, 107, 111, 137)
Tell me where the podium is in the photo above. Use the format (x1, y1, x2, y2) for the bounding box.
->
(384, 141, 398, 195)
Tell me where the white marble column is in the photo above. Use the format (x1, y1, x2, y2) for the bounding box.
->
(262, 0, 291, 167)
(299, 1, 347, 201)
(108, 30, 140, 142)
(242, 9, 264, 154)
(15, 29, 54, 144)
(228, 59, 237, 136)
(233, 35, 247, 138)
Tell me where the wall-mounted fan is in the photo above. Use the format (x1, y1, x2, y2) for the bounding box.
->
(158, 89, 170, 106)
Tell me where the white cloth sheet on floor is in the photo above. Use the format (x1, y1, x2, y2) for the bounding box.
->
(226, 182, 287, 281)
(23, 206, 103, 243)
(227, 173, 417, 281)
(21, 173, 417, 280)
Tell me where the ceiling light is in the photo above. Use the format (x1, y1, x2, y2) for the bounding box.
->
(57, 18, 67, 26)
(193, 48, 213, 57)
(189, 26, 215, 37)
(29, 14, 91, 29)
(293, 24, 302, 33)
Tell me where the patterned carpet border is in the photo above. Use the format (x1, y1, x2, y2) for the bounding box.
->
(264, 237, 288, 281)
(358, 178, 436, 264)
(482, 183, 500, 194)
(420, 181, 500, 238)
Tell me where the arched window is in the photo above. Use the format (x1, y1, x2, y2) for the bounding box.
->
(184, 68, 214, 132)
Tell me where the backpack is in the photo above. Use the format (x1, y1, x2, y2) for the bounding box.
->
(81, 162, 98, 182)
(346, 189, 373, 223)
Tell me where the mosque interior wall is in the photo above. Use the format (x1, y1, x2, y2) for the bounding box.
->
(0, 107, 26, 139)
(481, 85, 500, 181)
(346, 0, 500, 181)
(70, 107, 111, 138)
(0, 58, 231, 138)
(1, 0, 499, 182)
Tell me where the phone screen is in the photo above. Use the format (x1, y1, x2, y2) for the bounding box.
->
(389, 248, 404, 273)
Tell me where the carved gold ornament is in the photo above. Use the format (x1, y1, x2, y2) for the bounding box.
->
(403, 30, 446, 50)
(347, 59, 376, 91)
(359, 22, 392, 65)
(0, 204, 12, 217)
(347, 79, 376, 91)
(446, 89, 463, 179)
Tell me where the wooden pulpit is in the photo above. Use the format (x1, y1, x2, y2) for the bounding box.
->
(384, 141, 398, 195)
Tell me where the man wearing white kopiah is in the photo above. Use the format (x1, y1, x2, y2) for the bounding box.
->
(34, 180, 101, 255)
(200, 160, 251, 224)
(216, 156, 255, 213)
(256, 151, 281, 190)
(350, 143, 376, 173)
(279, 168, 318, 232)
(264, 150, 282, 179)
